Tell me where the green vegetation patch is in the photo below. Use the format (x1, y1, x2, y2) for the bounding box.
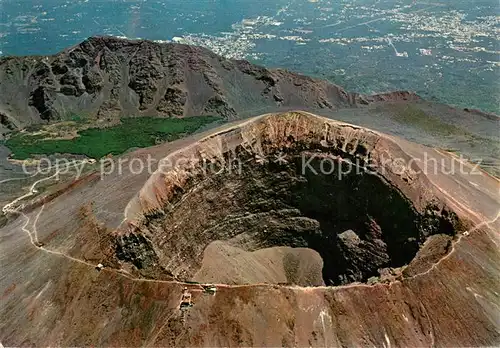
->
(388, 104, 469, 136)
(6, 116, 221, 159)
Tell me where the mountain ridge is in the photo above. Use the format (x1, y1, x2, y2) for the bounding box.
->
(0, 36, 421, 133)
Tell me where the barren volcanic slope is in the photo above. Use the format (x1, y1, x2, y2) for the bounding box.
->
(0, 36, 419, 135)
(1, 36, 498, 178)
(1, 112, 499, 346)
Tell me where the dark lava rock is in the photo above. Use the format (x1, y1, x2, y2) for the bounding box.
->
(60, 85, 79, 96)
(203, 95, 237, 119)
(82, 69, 103, 94)
(51, 61, 69, 75)
(0, 112, 16, 130)
(29, 86, 58, 121)
(156, 87, 187, 116)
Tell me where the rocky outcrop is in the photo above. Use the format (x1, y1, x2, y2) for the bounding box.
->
(156, 87, 187, 116)
(0, 36, 420, 130)
(202, 95, 236, 119)
(0, 112, 16, 131)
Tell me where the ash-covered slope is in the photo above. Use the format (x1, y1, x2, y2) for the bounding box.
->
(0, 36, 418, 132)
(1, 112, 498, 346)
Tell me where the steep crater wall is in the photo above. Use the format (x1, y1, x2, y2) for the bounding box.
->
(116, 112, 463, 286)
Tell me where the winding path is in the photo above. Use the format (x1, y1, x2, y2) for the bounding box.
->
(2, 159, 499, 292)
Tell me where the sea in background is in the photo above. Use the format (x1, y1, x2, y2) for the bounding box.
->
(1, 0, 499, 113)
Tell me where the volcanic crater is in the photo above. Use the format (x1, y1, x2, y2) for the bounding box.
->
(116, 112, 464, 287)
